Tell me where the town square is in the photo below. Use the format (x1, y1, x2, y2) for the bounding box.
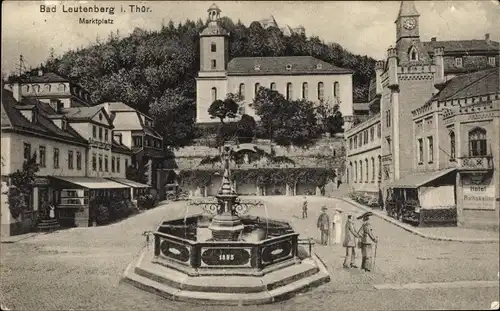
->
(1, 1, 499, 310)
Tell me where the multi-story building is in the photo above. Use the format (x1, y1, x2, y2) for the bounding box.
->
(411, 68, 499, 231)
(107, 102, 164, 188)
(344, 1, 499, 230)
(196, 4, 354, 127)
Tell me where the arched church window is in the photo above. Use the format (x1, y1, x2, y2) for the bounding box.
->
(409, 46, 418, 61)
(211, 87, 217, 102)
(302, 82, 308, 100)
(270, 82, 276, 91)
(317, 82, 324, 101)
(239, 83, 245, 100)
(286, 82, 293, 100)
(333, 81, 340, 99)
(254, 83, 260, 97)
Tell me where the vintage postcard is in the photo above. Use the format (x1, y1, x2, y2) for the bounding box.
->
(1, 1, 499, 310)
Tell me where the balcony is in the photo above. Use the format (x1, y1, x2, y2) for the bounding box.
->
(457, 155, 494, 171)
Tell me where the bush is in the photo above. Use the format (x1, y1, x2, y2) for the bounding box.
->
(137, 194, 156, 210)
(96, 204, 110, 225)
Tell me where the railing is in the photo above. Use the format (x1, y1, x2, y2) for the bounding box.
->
(457, 155, 494, 171)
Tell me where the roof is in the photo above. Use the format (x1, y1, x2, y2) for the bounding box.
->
(108, 178, 150, 188)
(397, 1, 419, 18)
(1, 90, 87, 144)
(385, 168, 456, 189)
(200, 23, 229, 36)
(60, 104, 105, 121)
(143, 126, 162, 138)
(423, 40, 499, 53)
(50, 176, 130, 189)
(434, 67, 499, 102)
(19, 72, 69, 83)
(107, 102, 135, 112)
(227, 56, 353, 76)
(112, 138, 132, 154)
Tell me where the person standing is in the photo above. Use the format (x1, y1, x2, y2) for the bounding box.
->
(302, 196, 308, 219)
(342, 214, 361, 268)
(317, 206, 330, 245)
(357, 212, 378, 272)
(333, 208, 344, 244)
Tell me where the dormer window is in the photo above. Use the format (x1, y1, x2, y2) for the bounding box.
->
(316, 64, 323, 69)
(254, 65, 261, 71)
(409, 46, 418, 61)
(61, 119, 67, 131)
(286, 64, 292, 71)
(455, 57, 463, 67)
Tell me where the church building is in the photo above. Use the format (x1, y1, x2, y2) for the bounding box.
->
(196, 4, 354, 126)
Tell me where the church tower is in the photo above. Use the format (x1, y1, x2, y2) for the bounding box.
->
(394, 1, 430, 66)
(196, 3, 230, 123)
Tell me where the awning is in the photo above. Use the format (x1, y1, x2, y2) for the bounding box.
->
(385, 168, 456, 189)
(107, 178, 151, 188)
(50, 176, 130, 189)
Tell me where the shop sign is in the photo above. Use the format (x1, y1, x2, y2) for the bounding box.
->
(462, 174, 496, 210)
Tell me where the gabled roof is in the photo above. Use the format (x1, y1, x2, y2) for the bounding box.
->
(423, 39, 499, 53)
(107, 102, 135, 112)
(60, 103, 111, 124)
(227, 56, 353, 76)
(111, 138, 132, 155)
(1, 90, 87, 144)
(18, 72, 69, 83)
(434, 67, 499, 101)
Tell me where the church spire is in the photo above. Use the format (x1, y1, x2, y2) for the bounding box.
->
(396, 1, 419, 21)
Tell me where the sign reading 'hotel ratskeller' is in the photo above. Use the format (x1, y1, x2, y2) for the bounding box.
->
(462, 175, 496, 210)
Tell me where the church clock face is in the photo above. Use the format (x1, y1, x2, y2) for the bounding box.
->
(403, 18, 416, 30)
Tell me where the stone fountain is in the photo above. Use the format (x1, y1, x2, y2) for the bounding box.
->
(122, 143, 330, 305)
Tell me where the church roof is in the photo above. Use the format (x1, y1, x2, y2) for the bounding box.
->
(397, 1, 419, 18)
(434, 67, 499, 102)
(200, 23, 229, 36)
(227, 56, 353, 76)
(423, 39, 499, 53)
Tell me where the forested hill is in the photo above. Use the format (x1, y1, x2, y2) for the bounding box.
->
(38, 18, 376, 113)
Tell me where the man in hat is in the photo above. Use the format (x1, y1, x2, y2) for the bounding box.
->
(357, 211, 378, 272)
(342, 214, 361, 268)
(317, 206, 330, 245)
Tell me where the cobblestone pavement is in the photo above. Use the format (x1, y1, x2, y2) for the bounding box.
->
(1, 196, 498, 310)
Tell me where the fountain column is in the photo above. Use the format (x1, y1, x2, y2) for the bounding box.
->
(208, 144, 244, 241)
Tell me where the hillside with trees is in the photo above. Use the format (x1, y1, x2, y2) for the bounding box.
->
(15, 18, 376, 148)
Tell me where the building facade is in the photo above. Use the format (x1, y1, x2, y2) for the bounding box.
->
(196, 4, 354, 126)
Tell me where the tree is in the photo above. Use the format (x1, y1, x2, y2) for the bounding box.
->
(207, 97, 239, 123)
(126, 164, 148, 184)
(315, 101, 344, 135)
(7, 154, 39, 219)
(236, 114, 256, 143)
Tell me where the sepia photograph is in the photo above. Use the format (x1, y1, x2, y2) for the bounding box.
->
(1, 1, 499, 310)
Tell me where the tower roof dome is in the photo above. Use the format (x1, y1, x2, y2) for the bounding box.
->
(208, 3, 221, 12)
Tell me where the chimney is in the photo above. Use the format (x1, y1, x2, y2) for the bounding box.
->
(431, 37, 437, 42)
(433, 47, 445, 90)
(11, 83, 22, 102)
(38, 69, 43, 77)
(485, 33, 490, 41)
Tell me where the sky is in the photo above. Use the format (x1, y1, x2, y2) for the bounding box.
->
(2, 0, 499, 75)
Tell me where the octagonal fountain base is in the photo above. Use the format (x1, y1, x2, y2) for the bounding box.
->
(122, 247, 330, 305)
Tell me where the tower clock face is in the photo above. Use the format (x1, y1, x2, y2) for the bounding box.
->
(403, 18, 416, 30)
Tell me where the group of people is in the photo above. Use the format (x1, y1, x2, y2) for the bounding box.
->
(303, 196, 378, 272)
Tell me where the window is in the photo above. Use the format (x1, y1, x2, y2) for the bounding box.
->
(239, 83, 245, 99)
(364, 130, 368, 144)
(104, 129, 108, 142)
(349, 138, 353, 150)
(68, 151, 74, 169)
(270, 82, 276, 91)
(488, 57, 496, 66)
(112, 156, 115, 172)
(125, 159, 129, 169)
(358, 133, 362, 147)
(39, 146, 46, 167)
(359, 160, 363, 183)
(377, 124, 381, 138)
(92, 153, 97, 171)
(76, 151, 82, 170)
(354, 161, 358, 182)
(365, 159, 369, 182)
(468, 128, 487, 156)
(371, 157, 375, 181)
(104, 155, 109, 172)
(99, 154, 103, 172)
(353, 136, 357, 149)
(23, 143, 31, 161)
(333, 82, 340, 99)
(254, 83, 260, 97)
(211, 59, 217, 69)
(455, 57, 463, 67)
(133, 136, 142, 147)
(427, 136, 434, 163)
(211, 87, 217, 102)
(449, 131, 456, 160)
(286, 82, 293, 100)
(54, 148, 60, 168)
(370, 127, 374, 141)
(386, 110, 391, 127)
(302, 82, 308, 100)
(93, 125, 96, 138)
(211, 42, 216, 52)
(409, 46, 418, 61)
(98, 127, 103, 140)
(417, 139, 423, 164)
(317, 82, 324, 101)
(386, 137, 391, 150)
(117, 157, 121, 173)
(377, 155, 382, 182)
